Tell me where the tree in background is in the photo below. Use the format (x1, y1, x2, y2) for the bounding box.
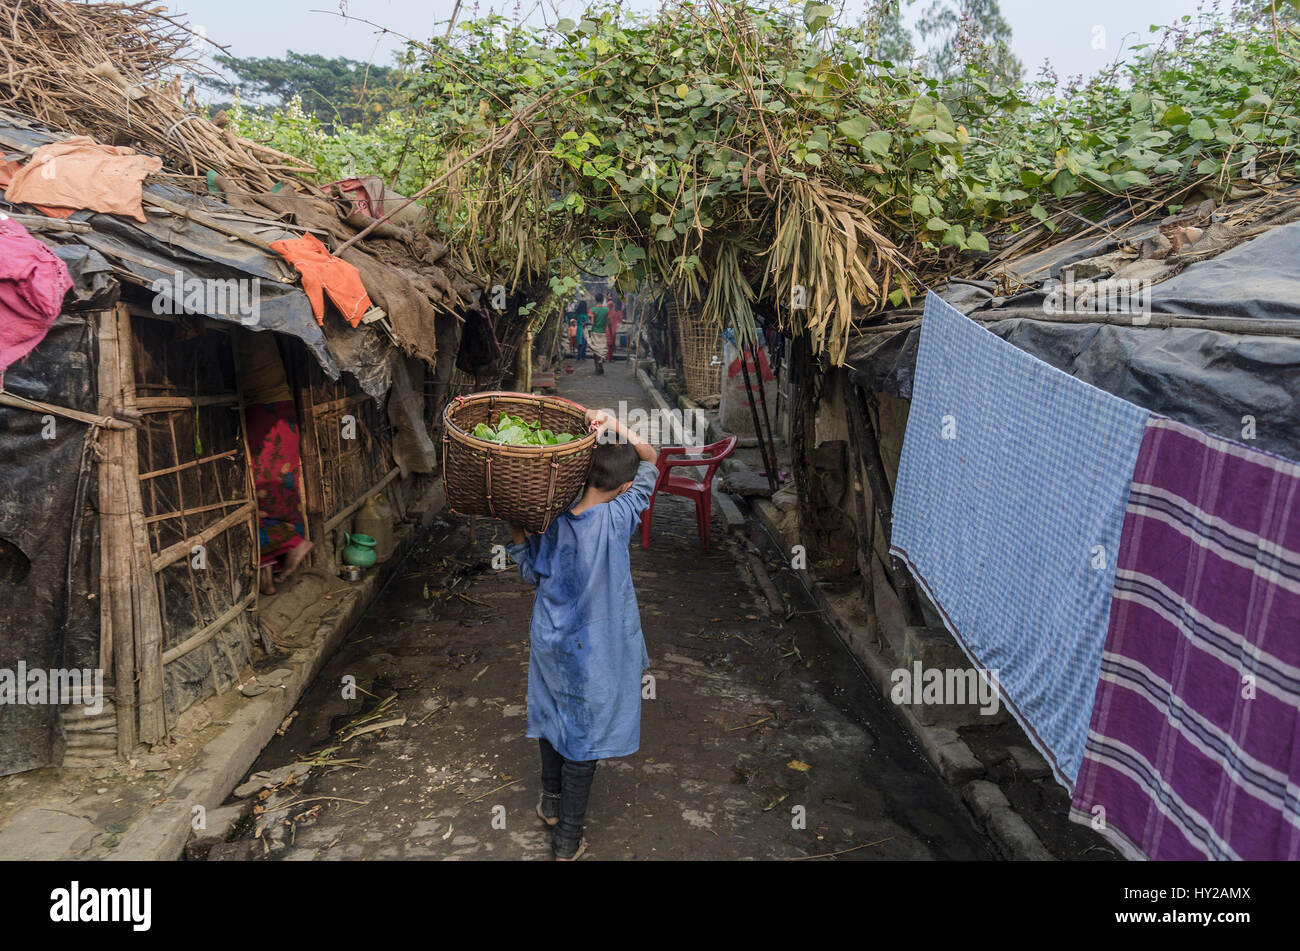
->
(916, 0, 1021, 84)
(860, 0, 916, 63)
(201, 52, 403, 130)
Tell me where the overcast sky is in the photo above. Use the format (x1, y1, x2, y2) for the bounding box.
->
(167, 0, 1216, 84)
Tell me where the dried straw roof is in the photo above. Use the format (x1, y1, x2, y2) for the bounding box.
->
(0, 0, 478, 367)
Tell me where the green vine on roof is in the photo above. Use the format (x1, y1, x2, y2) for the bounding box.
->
(284, 0, 1298, 363)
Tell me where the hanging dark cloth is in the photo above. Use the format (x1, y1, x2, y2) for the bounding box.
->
(456, 305, 502, 375)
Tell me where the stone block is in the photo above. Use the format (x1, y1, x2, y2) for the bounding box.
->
(895, 626, 1008, 728)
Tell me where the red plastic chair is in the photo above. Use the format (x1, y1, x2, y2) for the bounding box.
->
(639, 436, 738, 551)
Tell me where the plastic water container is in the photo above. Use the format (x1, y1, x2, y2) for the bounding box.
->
(353, 494, 395, 562)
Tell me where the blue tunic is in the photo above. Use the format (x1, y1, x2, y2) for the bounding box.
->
(507, 460, 658, 761)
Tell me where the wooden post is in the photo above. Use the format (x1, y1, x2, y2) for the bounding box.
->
(97, 309, 138, 758)
(113, 304, 167, 744)
(518, 331, 533, 392)
(295, 362, 325, 545)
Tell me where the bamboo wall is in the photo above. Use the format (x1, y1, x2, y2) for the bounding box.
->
(97, 304, 261, 753)
(8, 296, 471, 771)
(292, 344, 406, 562)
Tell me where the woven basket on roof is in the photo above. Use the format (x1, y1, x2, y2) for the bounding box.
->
(442, 391, 597, 533)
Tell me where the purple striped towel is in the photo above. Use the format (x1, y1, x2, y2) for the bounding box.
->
(1070, 417, 1300, 860)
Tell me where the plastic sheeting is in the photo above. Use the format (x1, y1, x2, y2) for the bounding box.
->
(52, 245, 119, 311)
(0, 314, 100, 775)
(320, 310, 391, 399)
(846, 221, 1300, 463)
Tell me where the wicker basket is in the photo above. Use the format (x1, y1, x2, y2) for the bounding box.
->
(676, 316, 722, 401)
(442, 391, 597, 532)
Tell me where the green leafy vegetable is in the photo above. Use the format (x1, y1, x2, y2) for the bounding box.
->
(470, 416, 577, 446)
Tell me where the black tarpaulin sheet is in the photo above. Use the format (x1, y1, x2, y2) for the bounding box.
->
(67, 186, 341, 379)
(0, 315, 100, 776)
(320, 309, 391, 399)
(51, 245, 118, 311)
(1146, 219, 1300, 320)
(846, 221, 1300, 462)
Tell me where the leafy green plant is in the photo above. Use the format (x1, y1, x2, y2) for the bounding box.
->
(224, 93, 442, 198)
(229, 1, 1300, 363)
(472, 413, 577, 445)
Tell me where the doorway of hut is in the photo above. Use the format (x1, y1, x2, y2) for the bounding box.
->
(235, 330, 312, 596)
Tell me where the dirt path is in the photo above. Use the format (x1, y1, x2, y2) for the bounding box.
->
(216, 359, 993, 860)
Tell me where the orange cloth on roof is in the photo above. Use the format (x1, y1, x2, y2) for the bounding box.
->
(0, 160, 76, 219)
(269, 232, 372, 327)
(5, 137, 162, 222)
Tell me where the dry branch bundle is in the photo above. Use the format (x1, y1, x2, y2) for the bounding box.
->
(0, 0, 317, 194)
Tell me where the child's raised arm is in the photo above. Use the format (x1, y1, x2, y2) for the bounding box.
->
(586, 408, 658, 464)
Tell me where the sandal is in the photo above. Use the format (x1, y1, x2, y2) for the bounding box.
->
(554, 837, 588, 861)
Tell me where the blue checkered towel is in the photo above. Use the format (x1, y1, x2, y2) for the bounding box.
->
(890, 294, 1150, 787)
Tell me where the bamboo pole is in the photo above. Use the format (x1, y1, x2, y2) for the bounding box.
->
(134, 393, 240, 412)
(748, 342, 780, 491)
(114, 304, 167, 744)
(139, 448, 239, 481)
(519, 331, 533, 392)
(0, 391, 136, 429)
(309, 392, 372, 417)
(294, 368, 326, 541)
(739, 343, 777, 492)
(96, 309, 138, 758)
(143, 498, 248, 524)
(161, 593, 256, 665)
(229, 332, 268, 590)
(151, 501, 256, 572)
(853, 310, 1300, 339)
(142, 194, 282, 254)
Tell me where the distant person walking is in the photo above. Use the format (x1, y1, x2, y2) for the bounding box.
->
(573, 298, 589, 362)
(589, 293, 609, 375)
(606, 296, 622, 361)
(564, 302, 578, 358)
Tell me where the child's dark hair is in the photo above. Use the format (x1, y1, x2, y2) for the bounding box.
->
(596, 292, 605, 304)
(586, 440, 641, 491)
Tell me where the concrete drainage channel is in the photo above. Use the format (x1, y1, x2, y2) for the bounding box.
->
(724, 489, 1112, 860)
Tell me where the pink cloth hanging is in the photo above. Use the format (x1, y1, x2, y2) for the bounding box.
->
(0, 217, 73, 375)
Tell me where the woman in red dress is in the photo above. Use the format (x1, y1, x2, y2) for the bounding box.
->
(239, 332, 312, 594)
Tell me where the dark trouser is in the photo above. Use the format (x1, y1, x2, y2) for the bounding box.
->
(539, 737, 597, 857)
(577, 339, 587, 360)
